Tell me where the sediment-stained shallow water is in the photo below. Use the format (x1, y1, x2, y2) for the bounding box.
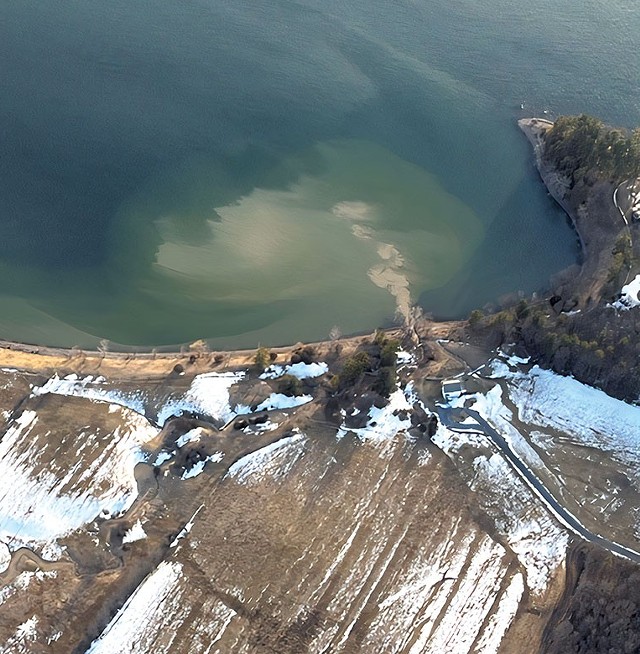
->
(1, 0, 637, 347)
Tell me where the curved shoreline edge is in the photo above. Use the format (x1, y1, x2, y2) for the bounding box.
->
(519, 115, 639, 314)
(0, 117, 596, 378)
(517, 117, 587, 257)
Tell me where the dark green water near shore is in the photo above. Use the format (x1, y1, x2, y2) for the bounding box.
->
(1, 0, 638, 348)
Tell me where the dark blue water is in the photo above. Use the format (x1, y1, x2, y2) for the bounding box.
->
(0, 0, 637, 347)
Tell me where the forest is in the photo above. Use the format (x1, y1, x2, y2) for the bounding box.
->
(543, 114, 640, 186)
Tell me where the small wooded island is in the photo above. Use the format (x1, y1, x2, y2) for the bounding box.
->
(469, 115, 640, 402)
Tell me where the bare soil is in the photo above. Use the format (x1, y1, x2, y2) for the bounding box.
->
(0, 331, 566, 653)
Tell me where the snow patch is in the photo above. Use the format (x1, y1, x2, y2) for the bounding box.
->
(170, 505, 204, 548)
(260, 362, 328, 380)
(254, 393, 312, 412)
(226, 433, 306, 485)
(474, 572, 524, 653)
(1, 615, 41, 652)
(488, 350, 530, 379)
(85, 562, 183, 653)
(13, 616, 38, 646)
(396, 350, 416, 365)
(181, 452, 224, 480)
(156, 371, 245, 425)
(487, 359, 511, 378)
(154, 450, 174, 466)
(345, 385, 416, 442)
(497, 349, 530, 366)
(240, 420, 280, 434)
(0, 541, 10, 573)
(122, 520, 147, 545)
(175, 428, 204, 448)
(612, 273, 640, 309)
(432, 423, 487, 451)
(40, 541, 65, 561)
(465, 385, 550, 472)
(32, 375, 147, 416)
(47, 631, 62, 645)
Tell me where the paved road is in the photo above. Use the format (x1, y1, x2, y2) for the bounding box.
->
(613, 182, 631, 229)
(613, 181, 636, 285)
(437, 406, 640, 565)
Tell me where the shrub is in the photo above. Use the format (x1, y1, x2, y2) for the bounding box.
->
(380, 339, 400, 367)
(559, 333, 580, 348)
(291, 345, 315, 365)
(340, 352, 371, 387)
(373, 366, 396, 397)
(516, 300, 530, 320)
(254, 346, 270, 371)
(469, 309, 484, 327)
(278, 374, 303, 397)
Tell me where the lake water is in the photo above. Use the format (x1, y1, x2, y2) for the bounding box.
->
(1, 0, 638, 349)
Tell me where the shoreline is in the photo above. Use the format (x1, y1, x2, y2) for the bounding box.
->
(517, 116, 634, 309)
(0, 118, 581, 378)
(517, 117, 587, 257)
(0, 319, 462, 380)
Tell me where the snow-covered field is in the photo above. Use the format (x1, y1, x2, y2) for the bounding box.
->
(486, 357, 640, 544)
(2, 347, 602, 653)
(434, 422, 567, 595)
(32, 368, 316, 432)
(32, 370, 247, 426)
(363, 521, 522, 654)
(0, 360, 324, 567)
(0, 404, 158, 552)
(497, 364, 640, 472)
(86, 556, 238, 654)
(32, 374, 148, 416)
(434, 349, 640, 595)
(86, 561, 186, 654)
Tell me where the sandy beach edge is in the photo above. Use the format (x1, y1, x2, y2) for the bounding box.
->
(0, 318, 462, 380)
